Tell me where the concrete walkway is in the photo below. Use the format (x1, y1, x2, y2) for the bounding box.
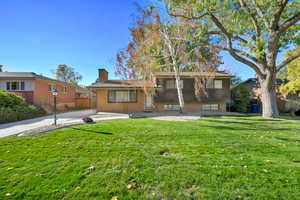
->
(0, 110, 96, 138)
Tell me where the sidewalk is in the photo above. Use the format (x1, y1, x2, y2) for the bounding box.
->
(0, 109, 96, 138)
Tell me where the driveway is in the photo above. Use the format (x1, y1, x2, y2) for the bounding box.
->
(0, 110, 98, 138)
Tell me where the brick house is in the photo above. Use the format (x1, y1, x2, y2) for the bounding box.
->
(89, 69, 233, 113)
(0, 72, 78, 112)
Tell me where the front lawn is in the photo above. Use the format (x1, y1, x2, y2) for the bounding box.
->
(1, 117, 300, 199)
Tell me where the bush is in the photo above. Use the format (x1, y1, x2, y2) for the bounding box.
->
(231, 84, 251, 113)
(0, 90, 47, 124)
(0, 90, 25, 107)
(0, 105, 47, 124)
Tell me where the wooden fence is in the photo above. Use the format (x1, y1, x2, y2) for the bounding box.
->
(75, 98, 91, 109)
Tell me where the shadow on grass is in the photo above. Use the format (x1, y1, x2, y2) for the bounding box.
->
(275, 137, 300, 143)
(202, 118, 299, 132)
(201, 125, 294, 132)
(71, 127, 113, 135)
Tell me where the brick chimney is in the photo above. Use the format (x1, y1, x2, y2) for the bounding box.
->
(98, 69, 108, 82)
(0, 65, 3, 72)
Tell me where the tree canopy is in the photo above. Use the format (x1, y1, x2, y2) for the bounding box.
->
(53, 64, 82, 85)
(164, 0, 300, 118)
(280, 47, 300, 96)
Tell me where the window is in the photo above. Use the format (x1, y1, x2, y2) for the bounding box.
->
(6, 82, 10, 90)
(164, 105, 180, 111)
(48, 85, 56, 92)
(214, 80, 223, 89)
(165, 80, 184, 89)
(206, 79, 214, 88)
(202, 104, 219, 111)
(62, 86, 68, 93)
(6, 81, 25, 91)
(20, 82, 25, 90)
(205, 80, 223, 89)
(108, 90, 137, 103)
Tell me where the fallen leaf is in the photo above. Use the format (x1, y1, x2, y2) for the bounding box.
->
(6, 167, 14, 171)
(5, 193, 11, 196)
(88, 166, 96, 171)
(74, 186, 81, 191)
(111, 196, 118, 200)
(127, 183, 141, 190)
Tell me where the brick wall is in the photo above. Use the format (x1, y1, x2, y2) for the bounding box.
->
(10, 91, 34, 105)
(96, 89, 145, 113)
(34, 78, 76, 112)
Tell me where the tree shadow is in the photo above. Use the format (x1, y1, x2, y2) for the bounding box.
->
(201, 118, 300, 132)
(275, 137, 300, 143)
(71, 127, 113, 135)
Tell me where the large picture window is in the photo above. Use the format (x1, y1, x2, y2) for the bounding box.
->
(108, 90, 137, 103)
(6, 81, 25, 91)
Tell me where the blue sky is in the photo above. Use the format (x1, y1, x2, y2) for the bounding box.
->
(0, 0, 255, 85)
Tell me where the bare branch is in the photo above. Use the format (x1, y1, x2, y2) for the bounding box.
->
(278, 12, 300, 34)
(208, 44, 258, 63)
(168, 10, 208, 20)
(270, 0, 288, 30)
(208, 31, 249, 44)
(207, 12, 264, 77)
(277, 51, 300, 71)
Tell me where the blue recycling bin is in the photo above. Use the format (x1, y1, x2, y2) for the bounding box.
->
(250, 104, 260, 113)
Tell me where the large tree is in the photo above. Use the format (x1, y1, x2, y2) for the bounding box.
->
(53, 64, 82, 85)
(165, 0, 300, 118)
(116, 6, 221, 112)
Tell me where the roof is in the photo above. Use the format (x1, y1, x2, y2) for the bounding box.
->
(89, 80, 154, 89)
(152, 72, 233, 78)
(0, 72, 77, 87)
(0, 72, 37, 78)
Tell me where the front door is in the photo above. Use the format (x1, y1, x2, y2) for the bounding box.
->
(144, 94, 153, 111)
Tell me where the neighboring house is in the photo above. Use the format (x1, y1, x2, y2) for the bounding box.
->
(239, 78, 300, 112)
(0, 72, 78, 112)
(89, 69, 233, 113)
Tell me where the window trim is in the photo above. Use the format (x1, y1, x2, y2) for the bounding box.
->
(62, 86, 68, 93)
(205, 79, 223, 89)
(6, 81, 25, 91)
(202, 104, 220, 111)
(48, 84, 56, 92)
(165, 79, 184, 89)
(214, 80, 223, 89)
(107, 90, 138, 103)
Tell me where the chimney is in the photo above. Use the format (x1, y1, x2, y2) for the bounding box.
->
(98, 69, 108, 82)
(0, 65, 3, 72)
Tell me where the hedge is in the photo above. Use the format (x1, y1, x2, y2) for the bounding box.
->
(0, 90, 25, 107)
(0, 90, 47, 124)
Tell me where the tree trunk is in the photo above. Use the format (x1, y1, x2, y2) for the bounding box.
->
(259, 77, 280, 118)
(173, 65, 185, 113)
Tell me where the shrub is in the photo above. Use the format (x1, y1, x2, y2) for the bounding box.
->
(0, 90, 47, 124)
(231, 85, 251, 113)
(0, 105, 47, 124)
(0, 90, 25, 107)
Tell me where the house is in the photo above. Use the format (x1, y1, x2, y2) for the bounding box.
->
(239, 78, 300, 112)
(0, 72, 78, 112)
(88, 69, 233, 113)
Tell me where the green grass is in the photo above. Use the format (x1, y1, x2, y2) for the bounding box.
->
(1, 116, 300, 200)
